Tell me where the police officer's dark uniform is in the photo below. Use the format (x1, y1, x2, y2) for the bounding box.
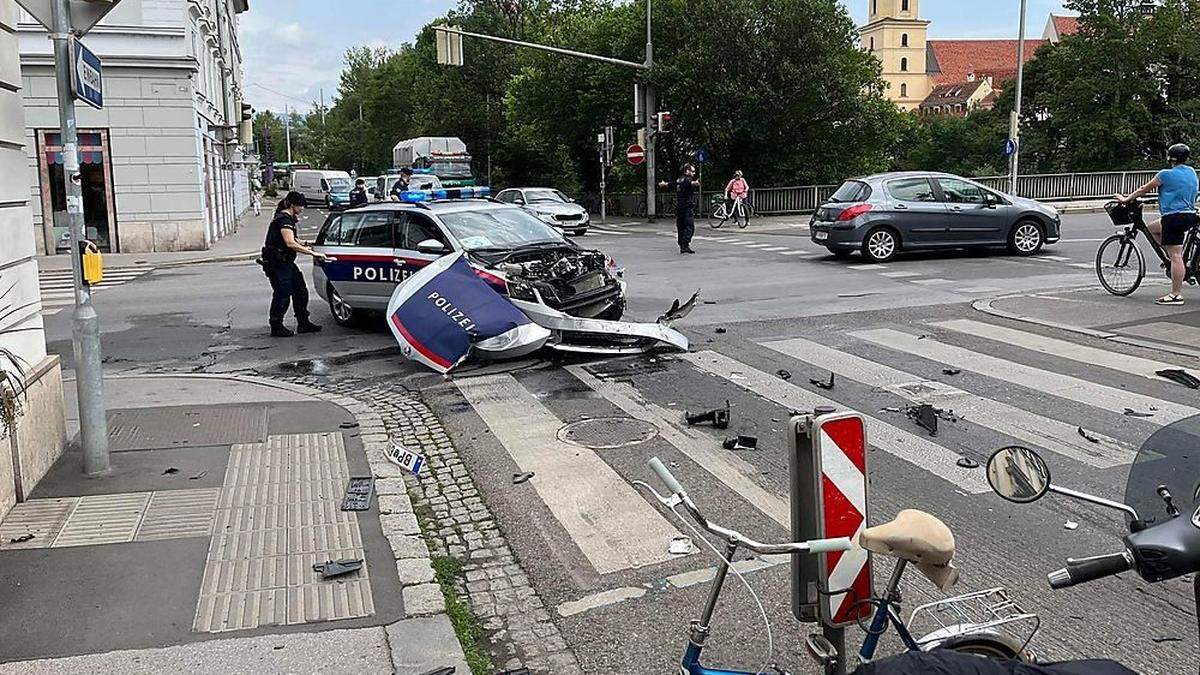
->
(262, 192, 322, 337)
(665, 168, 699, 254)
(389, 170, 413, 201)
(349, 180, 369, 207)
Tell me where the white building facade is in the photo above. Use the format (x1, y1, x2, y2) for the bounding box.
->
(0, 0, 65, 520)
(18, 0, 252, 255)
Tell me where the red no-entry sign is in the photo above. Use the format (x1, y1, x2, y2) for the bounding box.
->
(626, 144, 645, 166)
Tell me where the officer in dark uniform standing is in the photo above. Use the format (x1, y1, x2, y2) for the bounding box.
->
(349, 178, 369, 207)
(659, 164, 701, 254)
(389, 168, 414, 201)
(262, 191, 327, 337)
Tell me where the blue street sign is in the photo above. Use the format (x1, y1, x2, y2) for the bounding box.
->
(71, 39, 103, 110)
(1003, 138, 1017, 157)
(695, 148, 710, 164)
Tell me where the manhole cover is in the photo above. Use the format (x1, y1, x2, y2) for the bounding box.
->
(558, 417, 659, 449)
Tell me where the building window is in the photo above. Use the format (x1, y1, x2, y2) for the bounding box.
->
(901, 33, 909, 47)
(870, 37, 875, 50)
(902, 0, 910, 10)
(901, 83, 908, 97)
(901, 57, 908, 71)
(872, 0, 877, 15)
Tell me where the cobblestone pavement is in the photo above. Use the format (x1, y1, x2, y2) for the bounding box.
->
(277, 373, 582, 675)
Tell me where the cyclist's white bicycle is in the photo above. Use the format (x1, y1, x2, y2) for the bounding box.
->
(709, 195, 751, 229)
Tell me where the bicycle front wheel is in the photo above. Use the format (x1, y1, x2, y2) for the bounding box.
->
(736, 202, 748, 229)
(708, 204, 727, 229)
(1096, 234, 1145, 297)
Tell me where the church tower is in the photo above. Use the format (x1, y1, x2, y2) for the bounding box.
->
(860, 0, 931, 111)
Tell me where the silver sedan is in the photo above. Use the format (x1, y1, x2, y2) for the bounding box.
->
(495, 187, 591, 236)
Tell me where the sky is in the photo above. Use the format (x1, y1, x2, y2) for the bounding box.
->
(241, 0, 1073, 114)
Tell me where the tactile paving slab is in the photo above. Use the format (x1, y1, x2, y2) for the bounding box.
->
(106, 405, 268, 452)
(193, 432, 373, 633)
(0, 489, 221, 550)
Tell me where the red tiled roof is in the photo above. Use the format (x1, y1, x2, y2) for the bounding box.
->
(927, 39, 1047, 86)
(1052, 14, 1080, 37)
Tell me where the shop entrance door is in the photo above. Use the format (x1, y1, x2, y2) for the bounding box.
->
(37, 130, 118, 253)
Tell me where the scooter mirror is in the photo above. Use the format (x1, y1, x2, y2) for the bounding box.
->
(987, 446, 1051, 504)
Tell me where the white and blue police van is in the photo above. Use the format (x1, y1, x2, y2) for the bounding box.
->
(312, 187, 626, 327)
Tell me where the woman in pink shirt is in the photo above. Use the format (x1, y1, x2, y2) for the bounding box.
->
(724, 171, 751, 225)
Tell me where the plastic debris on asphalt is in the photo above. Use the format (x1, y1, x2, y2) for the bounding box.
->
(810, 372, 835, 390)
(669, 535, 694, 555)
(1077, 427, 1100, 444)
(512, 471, 535, 484)
(1064, 520, 1079, 530)
(956, 457, 980, 469)
(1156, 369, 1200, 389)
(312, 558, 363, 579)
(686, 401, 731, 429)
(722, 435, 758, 451)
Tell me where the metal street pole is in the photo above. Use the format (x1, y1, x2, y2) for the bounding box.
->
(644, 0, 656, 222)
(284, 103, 292, 164)
(1008, 0, 1028, 196)
(50, 0, 109, 475)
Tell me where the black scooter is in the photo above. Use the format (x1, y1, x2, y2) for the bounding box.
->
(985, 445, 1200, 666)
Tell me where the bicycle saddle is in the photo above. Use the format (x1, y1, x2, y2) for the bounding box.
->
(859, 509, 960, 590)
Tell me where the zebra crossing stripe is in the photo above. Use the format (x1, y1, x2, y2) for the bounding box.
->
(567, 366, 791, 529)
(853, 328, 1198, 424)
(932, 319, 1180, 381)
(680, 351, 990, 493)
(455, 373, 683, 574)
(763, 336, 1135, 469)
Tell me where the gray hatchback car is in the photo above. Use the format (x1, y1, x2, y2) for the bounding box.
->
(810, 172, 1061, 263)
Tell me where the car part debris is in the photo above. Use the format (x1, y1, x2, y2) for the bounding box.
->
(657, 291, 700, 324)
(513, 297, 689, 355)
(418, 668, 457, 675)
(956, 457, 980, 469)
(669, 535, 694, 555)
(907, 404, 938, 436)
(686, 401, 730, 429)
(189, 470, 208, 480)
(385, 442, 426, 476)
(1063, 521, 1079, 531)
(313, 558, 363, 579)
(722, 435, 758, 451)
(1077, 427, 1100, 444)
(942, 368, 961, 376)
(1123, 408, 1154, 418)
(8, 533, 34, 543)
(341, 477, 375, 511)
(879, 407, 902, 414)
(1151, 637, 1183, 644)
(810, 372, 835, 390)
(513, 471, 536, 484)
(162, 467, 179, 475)
(715, 327, 727, 334)
(1156, 369, 1200, 389)
(776, 369, 793, 381)
(339, 420, 360, 429)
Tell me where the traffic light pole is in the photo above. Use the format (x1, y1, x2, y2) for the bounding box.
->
(50, 0, 110, 475)
(644, 84, 657, 222)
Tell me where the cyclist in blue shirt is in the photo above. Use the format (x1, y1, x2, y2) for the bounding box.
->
(1117, 143, 1198, 305)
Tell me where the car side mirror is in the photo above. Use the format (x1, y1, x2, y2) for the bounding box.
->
(416, 239, 449, 255)
(984, 194, 998, 208)
(986, 446, 1051, 504)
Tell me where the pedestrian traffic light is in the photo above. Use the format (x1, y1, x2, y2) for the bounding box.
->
(654, 111, 672, 134)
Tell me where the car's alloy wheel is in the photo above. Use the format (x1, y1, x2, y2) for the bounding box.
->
(328, 285, 357, 326)
(1010, 221, 1043, 255)
(863, 228, 897, 263)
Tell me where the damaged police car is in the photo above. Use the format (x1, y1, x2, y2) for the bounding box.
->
(312, 188, 690, 357)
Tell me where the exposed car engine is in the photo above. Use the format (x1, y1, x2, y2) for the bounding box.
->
(491, 247, 624, 320)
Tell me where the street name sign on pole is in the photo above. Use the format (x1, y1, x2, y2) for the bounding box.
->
(70, 38, 103, 109)
(15, 0, 119, 475)
(626, 144, 645, 166)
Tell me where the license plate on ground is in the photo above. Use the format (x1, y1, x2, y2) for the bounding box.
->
(814, 231, 829, 241)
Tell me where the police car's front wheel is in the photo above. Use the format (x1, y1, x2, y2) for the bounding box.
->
(327, 284, 365, 327)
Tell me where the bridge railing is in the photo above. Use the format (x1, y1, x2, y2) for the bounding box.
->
(581, 170, 1162, 217)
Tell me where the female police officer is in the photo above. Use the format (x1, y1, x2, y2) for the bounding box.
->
(262, 191, 328, 337)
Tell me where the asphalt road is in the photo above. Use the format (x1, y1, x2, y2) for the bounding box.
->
(40, 209, 1199, 673)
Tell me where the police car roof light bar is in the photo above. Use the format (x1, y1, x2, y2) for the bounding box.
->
(399, 186, 494, 204)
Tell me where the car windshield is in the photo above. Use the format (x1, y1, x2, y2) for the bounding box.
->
(439, 207, 566, 251)
(1125, 417, 1200, 528)
(431, 161, 471, 178)
(525, 189, 568, 204)
(828, 180, 871, 203)
(328, 178, 351, 191)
